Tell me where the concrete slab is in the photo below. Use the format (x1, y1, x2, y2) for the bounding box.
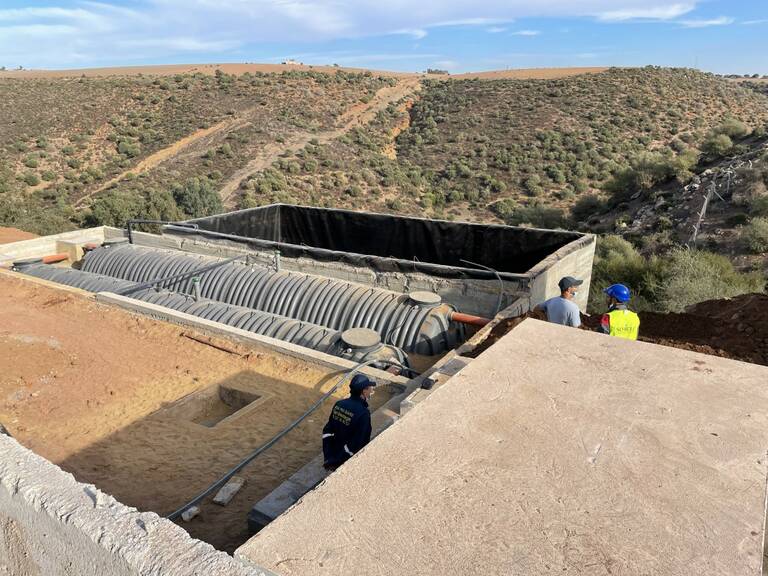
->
(237, 319, 768, 575)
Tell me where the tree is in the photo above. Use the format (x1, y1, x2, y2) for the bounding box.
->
(172, 177, 222, 217)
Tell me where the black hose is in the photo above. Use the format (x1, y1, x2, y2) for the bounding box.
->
(116, 253, 247, 296)
(460, 259, 504, 317)
(165, 358, 388, 521)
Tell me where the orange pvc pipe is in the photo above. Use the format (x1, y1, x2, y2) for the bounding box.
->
(450, 312, 492, 327)
(41, 253, 69, 264)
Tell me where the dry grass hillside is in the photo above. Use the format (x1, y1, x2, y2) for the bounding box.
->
(2, 66, 768, 245)
(0, 68, 393, 232)
(240, 68, 768, 225)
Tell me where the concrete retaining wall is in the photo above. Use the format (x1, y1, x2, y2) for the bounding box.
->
(0, 434, 275, 576)
(527, 234, 596, 311)
(0, 227, 106, 267)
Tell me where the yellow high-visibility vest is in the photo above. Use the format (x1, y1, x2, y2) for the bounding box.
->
(606, 309, 640, 340)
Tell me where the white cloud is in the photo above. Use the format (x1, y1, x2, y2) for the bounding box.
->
(743, 19, 768, 25)
(486, 26, 507, 33)
(678, 16, 734, 28)
(597, 3, 694, 21)
(394, 28, 428, 39)
(510, 30, 541, 36)
(0, 0, 706, 68)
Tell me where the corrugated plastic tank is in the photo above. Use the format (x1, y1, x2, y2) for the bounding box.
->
(16, 263, 409, 369)
(82, 244, 462, 355)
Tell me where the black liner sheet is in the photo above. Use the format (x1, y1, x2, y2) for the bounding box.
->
(183, 205, 583, 279)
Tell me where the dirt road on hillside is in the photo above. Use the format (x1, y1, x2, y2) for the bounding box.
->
(74, 113, 253, 208)
(218, 78, 421, 207)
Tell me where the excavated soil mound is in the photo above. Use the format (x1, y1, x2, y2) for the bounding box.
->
(583, 293, 768, 366)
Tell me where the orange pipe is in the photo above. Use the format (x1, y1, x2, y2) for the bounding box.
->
(450, 312, 492, 327)
(41, 253, 69, 264)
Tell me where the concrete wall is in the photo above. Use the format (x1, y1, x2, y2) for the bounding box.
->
(527, 234, 596, 311)
(0, 227, 106, 267)
(0, 434, 275, 576)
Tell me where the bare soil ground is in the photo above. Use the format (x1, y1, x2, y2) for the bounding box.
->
(0, 273, 395, 552)
(469, 293, 768, 367)
(0, 227, 37, 244)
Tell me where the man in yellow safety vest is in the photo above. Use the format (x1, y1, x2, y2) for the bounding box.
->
(600, 284, 640, 340)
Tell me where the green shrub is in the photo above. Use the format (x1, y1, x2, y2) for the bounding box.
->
(23, 173, 40, 186)
(588, 236, 665, 312)
(659, 248, 764, 311)
(715, 117, 749, 139)
(742, 217, 768, 253)
(701, 133, 733, 158)
(749, 195, 768, 217)
(504, 205, 567, 229)
(570, 194, 605, 223)
(24, 157, 39, 168)
(117, 140, 141, 158)
(172, 177, 222, 217)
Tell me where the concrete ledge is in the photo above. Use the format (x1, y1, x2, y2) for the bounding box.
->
(0, 227, 106, 267)
(0, 434, 275, 576)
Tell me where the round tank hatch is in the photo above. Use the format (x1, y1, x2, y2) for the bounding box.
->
(409, 291, 442, 307)
(340, 328, 382, 350)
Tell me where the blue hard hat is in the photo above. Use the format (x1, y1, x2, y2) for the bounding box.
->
(604, 284, 631, 303)
(350, 374, 376, 392)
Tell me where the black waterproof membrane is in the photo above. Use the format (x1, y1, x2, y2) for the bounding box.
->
(179, 204, 584, 280)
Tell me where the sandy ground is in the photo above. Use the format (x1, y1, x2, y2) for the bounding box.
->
(0, 227, 37, 244)
(0, 273, 395, 552)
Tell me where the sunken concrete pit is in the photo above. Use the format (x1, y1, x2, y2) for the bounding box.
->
(0, 207, 603, 573)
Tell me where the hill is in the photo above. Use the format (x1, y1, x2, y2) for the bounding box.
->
(233, 67, 768, 223)
(0, 68, 395, 232)
(2, 66, 768, 247)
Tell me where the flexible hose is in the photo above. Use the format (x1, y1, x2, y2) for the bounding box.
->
(165, 358, 389, 521)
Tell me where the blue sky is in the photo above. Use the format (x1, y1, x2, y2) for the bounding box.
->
(1, 1, 766, 73)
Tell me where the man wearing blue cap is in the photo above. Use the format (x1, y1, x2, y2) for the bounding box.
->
(600, 284, 640, 340)
(534, 276, 584, 328)
(322, 374, 376, 471)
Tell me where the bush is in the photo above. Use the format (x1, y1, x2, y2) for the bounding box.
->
(742, 217, 768, 253)
(172, 177, 222, 217)
(715, 117, 749, 139)
(117, 140, 141, 158)
(701, 133, 733, 158)
(24, 157, 38, 168)
(659, 248, 764, 311)
(749, 195, 768, 217)
(570, 194, 604, 223)
(588, 236, 665, 312)
(588, 238, 763, 313)
(503, 205, 567, 229)
(23, 173, 40, 186)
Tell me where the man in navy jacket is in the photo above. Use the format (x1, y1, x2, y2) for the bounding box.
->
(322, 374, 376, 471)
